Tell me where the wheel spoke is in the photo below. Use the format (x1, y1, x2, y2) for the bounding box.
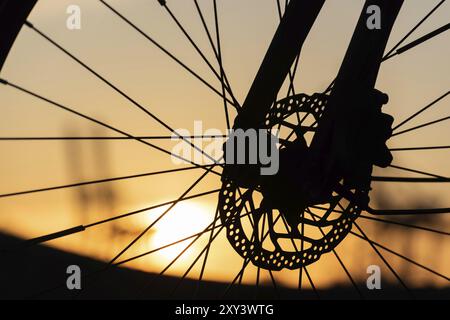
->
(255, 212, 267, 299)
(255, 266, 261, 299)
(268, 270, 280, 299)
(299, 211, 304, 291)
(359, 214, 450, 236)
(213, 0, 232, 129)
(392, 91, 449, 131)
(392, 116, 450, 137)
(0, 134, 228, 141)
(389, 164, 446, 179)
(384, 23, 449, 61)
(288, 53, 301, 97)
(194, 205, 220, 297)
(303, 266, 319, 299)
(390, 145, 450, 151)
(0, 165, 212, 199)
(371, 176, 450, 183)
(369, 207, 450, 216)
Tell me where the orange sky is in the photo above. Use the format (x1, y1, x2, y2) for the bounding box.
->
(0, 0, 449, 289)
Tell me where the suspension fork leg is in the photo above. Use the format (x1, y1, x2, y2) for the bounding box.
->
(310, 0, 404, 199)
(234, 0, 326, 130)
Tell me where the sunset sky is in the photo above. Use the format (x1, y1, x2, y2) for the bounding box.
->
(0, 0, 448, 289)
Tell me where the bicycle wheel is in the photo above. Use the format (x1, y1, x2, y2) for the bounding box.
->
(0, 0, 448, 300)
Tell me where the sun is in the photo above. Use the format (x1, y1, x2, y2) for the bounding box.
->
(150, 201, 212, 261)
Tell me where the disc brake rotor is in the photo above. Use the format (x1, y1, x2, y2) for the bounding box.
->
(218, 93, 367, 271)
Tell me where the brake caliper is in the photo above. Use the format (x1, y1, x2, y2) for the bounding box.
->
(333, 89, 393, 194)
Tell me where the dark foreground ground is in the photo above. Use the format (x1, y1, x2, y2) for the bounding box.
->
(0, 232, 448, 300)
